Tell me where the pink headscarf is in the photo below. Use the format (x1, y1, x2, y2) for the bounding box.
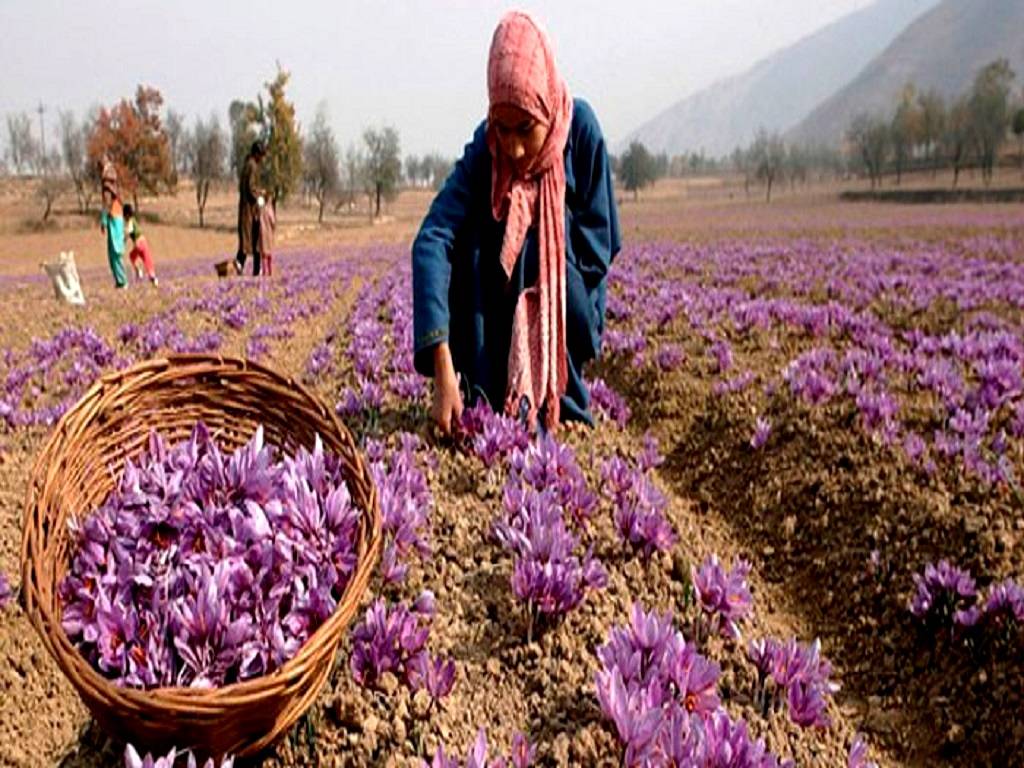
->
(486, 10, 573, 431)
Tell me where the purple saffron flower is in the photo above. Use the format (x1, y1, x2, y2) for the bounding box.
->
(0, 571, 11, 610)
(709, 340, 733, 373)
(786, 678, 830, 728)
(426, 730, 535, 768)
(909, 559, 977, 632)
(466, 729, 490, 768)
(408, 653, 456, 706)
(750, 417, 771, 450)
(594, 666, 664, 761)
(700, 710, 791, 767)
(594, 603, 740, 764)
(848, 733, 879, 768)
(747, 637, 779, 681)
(974, 578, 1024, 642)
(691, 554, 753, 641)
(670, 643, 721, 715)
(588, 378, 631, 428)
(349, 594, 433, 690)
(509, 732, 536, 768)
(637, 433, 664, 473)
(656, 344, 685, 372)
(125, 745, 178, 768)
(125, 745, 234, 768)
(603, 453, 676, 559)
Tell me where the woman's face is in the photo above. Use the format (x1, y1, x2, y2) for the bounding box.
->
(490, 103, 548, 175)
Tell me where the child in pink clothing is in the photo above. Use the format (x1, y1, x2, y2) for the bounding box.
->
(123, 204, 159, 286)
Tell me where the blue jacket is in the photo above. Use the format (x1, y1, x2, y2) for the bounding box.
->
(411, 98, 621, 423)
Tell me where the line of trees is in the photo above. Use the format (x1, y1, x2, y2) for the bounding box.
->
(613, 59, 1024, 203)
(846, 59, 1024, 189)
(615, 134, 845, 203)
(3, 66, 455, 226)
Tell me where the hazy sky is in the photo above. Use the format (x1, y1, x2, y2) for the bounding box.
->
(0, 0, 877, 157)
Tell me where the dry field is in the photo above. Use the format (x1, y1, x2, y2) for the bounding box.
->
(0, 176, 1022, 768)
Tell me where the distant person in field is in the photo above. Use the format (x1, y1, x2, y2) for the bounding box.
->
(123, 204, 158, 286)
(412, 10, 620, 434)
(99, 188, 127, 289)
(99, 153, 118, 210)
(235, 140, 267, 276)
(258, 199, 276, 276)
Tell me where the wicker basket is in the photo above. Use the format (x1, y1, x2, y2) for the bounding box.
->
(21, 354, 382, 759)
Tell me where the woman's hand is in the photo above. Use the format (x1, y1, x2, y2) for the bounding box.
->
(431, 343, 463, 435)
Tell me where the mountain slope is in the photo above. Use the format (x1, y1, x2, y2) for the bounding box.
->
(620, 0, 940, 157)
(789, 0, 1024, 146)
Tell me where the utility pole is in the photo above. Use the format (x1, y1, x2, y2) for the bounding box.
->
(36, 102, 46, 169)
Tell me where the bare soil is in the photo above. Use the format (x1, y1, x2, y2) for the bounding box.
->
(0, 180, 1021, 768)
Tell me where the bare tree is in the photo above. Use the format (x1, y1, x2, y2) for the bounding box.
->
(942, 97, 974, 189)
(37, 150, 67, 222)
(890, 84, 921, 186)
(5, 112, 38, 175)
(404, 154, 421, 187)
(847, 113, 889, 189)
(786, 144, 808, 191)
(302, 106, 340, 223)
(187, 114, 227, 228)
(337, 144, 365, 212)
(917, 89, 946, 177)
(751, 128, 786, 202)
(1013, 106, 1024, 175)
(362, 126, 402, 217)
(58, 110, 92, 213)
(730, 146, 752, 198)
(421, 153, 453, 190)
(968, 59, 1016, 185)
(165, 109, 187, 178)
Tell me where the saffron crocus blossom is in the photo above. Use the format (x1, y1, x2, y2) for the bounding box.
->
(425, 729, 535, 768)
(509, 435, 597, 527)
(366, 433, 434, 586)
(747, 638, 778, 681)
(909, 559, 977, 633)
(595, 604, 725, 764)
(125, 745, 179, 768)
(349, 592, 435, 690)
(786, 679, 830, 728)
(0, 571, 11, 610)
(408, 652, 456, 708)
(495, 489, 606, 624)
(601, 453, 677, 559)
(758, 637, 840, 728)
(494, 436, 607, 633)
(656, 344, 685, 372)
(637, 433, 665, 473)
(750, 417, 772, 450)
(848, 734, 879, 768)
(968, 578, 1024, 645)
(699, 710, 793, 767)
(455, 401, 529, 468)
(124, 745, 235, 768)
(709, 340, 733, 373)
(983, 579, 1024, 625)
(691, 554, 754, 641)
(587, 377, 631, 428)
(60, 423, 364, 689)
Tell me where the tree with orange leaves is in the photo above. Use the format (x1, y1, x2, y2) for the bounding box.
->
(86, 86, 174, 211)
